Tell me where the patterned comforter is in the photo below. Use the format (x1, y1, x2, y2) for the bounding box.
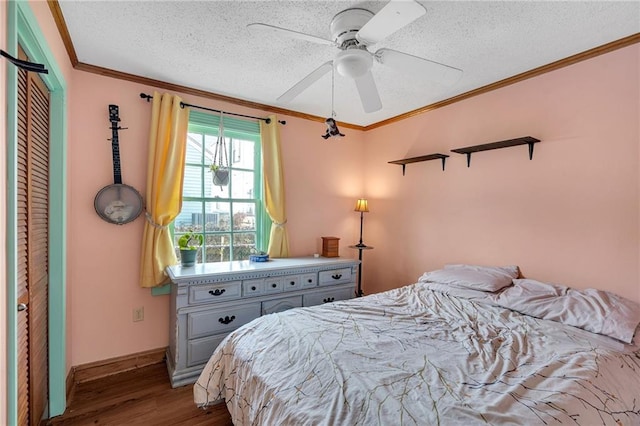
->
(194, 282, 640, 425)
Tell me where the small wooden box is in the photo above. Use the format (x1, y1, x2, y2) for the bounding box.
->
(321, 237, 340, 258)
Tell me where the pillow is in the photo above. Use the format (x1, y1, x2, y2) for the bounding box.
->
(418, 264, 519, 292)
(445, 263, 520, 279)
(496, 279, 640, 344)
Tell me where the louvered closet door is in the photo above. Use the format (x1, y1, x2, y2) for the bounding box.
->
(16, 45, 50, 426)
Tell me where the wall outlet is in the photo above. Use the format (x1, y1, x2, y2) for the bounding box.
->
(133, 307, 144, 322)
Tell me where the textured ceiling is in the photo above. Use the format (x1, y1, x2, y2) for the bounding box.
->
(57, 1, 639, 127)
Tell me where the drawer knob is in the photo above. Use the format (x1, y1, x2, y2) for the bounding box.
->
(331, 274, 342, 280)
(218, 315, 236, 325)
(307, 279, 313, 283)
(209, 289, 226, 296)
(290, 281, 295, 285)
(271, 283, 277, 288)
(251, 286, 257, 291)
(323, 297, 335, 303)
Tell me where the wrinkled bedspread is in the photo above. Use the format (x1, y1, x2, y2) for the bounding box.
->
(194, 283, 640, 425)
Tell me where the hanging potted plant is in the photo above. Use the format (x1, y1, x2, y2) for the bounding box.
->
(178, 229, 203, 267)
(210, 111, 230, 188)
(210, 164, 230, 187)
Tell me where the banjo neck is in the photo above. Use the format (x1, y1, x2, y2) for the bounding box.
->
(108, 104, 123, 185)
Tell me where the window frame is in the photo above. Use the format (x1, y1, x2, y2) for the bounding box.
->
(153, 112, 269, 295)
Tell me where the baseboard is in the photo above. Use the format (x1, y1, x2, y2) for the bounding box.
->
(66, 366, 76, 406)
(72, 347, 167, 384)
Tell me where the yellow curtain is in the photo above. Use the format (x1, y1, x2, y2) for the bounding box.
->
(139, 92, 190, 287)
(260, 115, 290, 257)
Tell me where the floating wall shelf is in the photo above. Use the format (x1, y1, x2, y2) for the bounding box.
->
(388, 154, 449, 175)
(451, 136, 540, 167)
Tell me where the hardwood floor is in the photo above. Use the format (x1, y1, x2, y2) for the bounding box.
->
(46, 363, 233, 426)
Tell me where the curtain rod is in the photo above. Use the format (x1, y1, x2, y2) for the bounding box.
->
(139, 93, 285, 125)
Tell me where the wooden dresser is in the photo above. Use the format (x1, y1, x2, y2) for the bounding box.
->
(166, 257, 360, 387)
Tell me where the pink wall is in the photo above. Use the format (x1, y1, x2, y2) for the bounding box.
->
(362, 44, 640, 303)
(279, 118, 367, 255)
(67, 72, 365, 366)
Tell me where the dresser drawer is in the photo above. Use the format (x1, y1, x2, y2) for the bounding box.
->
(243, 279, 265, 297)
(189, 281, 241, 305)
(304, 287, 354, 307)
(188, 302, 261, 339)
(301, 273, 317, 288)
(282, 275, 302, 291)
(319, 268, 352, 286)
(187, 334, 227, 367)
(261, 295, 302, 315)
(264, 277, 283, 294)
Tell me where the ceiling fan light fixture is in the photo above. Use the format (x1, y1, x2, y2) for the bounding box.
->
(335, 49, 372, 79)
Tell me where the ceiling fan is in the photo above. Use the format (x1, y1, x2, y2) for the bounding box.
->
(248, 0, 463, 114)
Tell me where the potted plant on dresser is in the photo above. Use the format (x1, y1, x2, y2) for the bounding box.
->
(178, 229, 203, 267)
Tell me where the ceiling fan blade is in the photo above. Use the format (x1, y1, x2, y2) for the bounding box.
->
(247, 23, 336, 46)
(356, 0, 426, 45)
(354, 70, 382, 113)
(277, 61, 334, 104)
(376, 48, 463, 86)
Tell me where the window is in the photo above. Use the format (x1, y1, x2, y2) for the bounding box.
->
(172, 110, 268, 263)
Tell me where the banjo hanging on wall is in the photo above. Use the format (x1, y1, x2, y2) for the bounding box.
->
(94, 104, 143, 225)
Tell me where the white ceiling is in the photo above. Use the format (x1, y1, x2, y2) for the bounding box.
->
(57, 1, 640, 127)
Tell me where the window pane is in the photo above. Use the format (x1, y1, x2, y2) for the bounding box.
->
(232, 138, 254, 170)
(205, 202, 231, 232)
(186, 132, 204, 164)
(233, 233, 256, 260)
(204, 234, 231, 262)
(231, 170, 255, 199)
(183, 165, 203, 198)
(232, 202, 256, 231)
(203, 134, 220, 167)
(174, 200, 203, 233)
(205, 134, 228, 168)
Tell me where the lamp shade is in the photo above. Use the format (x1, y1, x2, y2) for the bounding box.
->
(354, 199, 369, 213)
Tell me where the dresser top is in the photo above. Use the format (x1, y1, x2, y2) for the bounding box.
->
(167, 257, 359, 283)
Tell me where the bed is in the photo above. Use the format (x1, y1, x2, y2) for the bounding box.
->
(193, 264, 640, 425)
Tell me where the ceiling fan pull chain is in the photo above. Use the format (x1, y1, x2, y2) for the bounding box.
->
(220, 112, 228, 168)
(331, 65, 336, 118)
(212, 113, 219, 167)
